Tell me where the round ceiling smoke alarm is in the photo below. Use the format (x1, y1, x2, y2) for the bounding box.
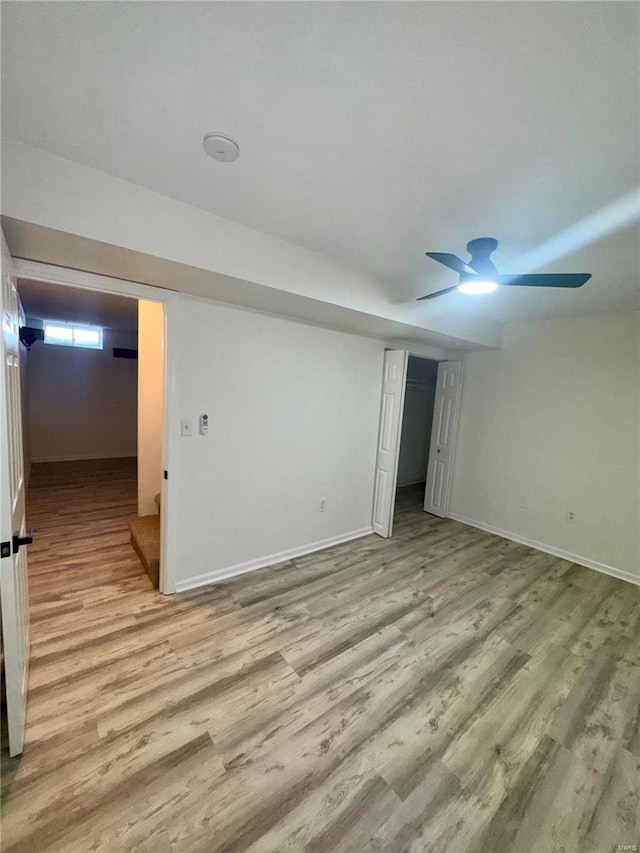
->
(203, 134, 239, 162)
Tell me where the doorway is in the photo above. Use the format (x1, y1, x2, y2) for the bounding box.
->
(11, 255, 176, 587)
(371, 349, 463, 538)
(394, 356, 439, 520)
(1, 247, 175, 756)
(16, 277, 165, 592)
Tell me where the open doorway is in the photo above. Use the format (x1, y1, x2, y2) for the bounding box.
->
(394, 355, 438, 520)
(1, 246, 174, 757)
(16, 277, 165, 595)
(372, 349, 463, 538)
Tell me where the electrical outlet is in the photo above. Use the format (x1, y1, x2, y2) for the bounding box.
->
(319, 497, 327, 512)
(565, 510, 576, 523)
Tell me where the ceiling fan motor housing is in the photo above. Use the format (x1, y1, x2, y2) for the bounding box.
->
(466, 237, 499, 276)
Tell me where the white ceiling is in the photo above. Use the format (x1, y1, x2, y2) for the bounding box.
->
(2, 2, 639, 324)
(17, 278, 138, 330)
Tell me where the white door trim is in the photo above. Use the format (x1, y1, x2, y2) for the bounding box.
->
(13, 259, 177, 594)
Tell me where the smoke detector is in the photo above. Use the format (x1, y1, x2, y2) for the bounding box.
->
(203, 134, 239, 162)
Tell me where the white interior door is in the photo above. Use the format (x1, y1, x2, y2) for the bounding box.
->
(424, 360, 463, 518)
(372, 349, 408, 538)
(1, 231, 30, 756)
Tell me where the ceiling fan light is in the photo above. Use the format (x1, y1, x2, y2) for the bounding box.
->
(458, 279, 498, 295)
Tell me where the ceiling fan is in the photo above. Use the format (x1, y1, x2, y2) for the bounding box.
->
(418, 237, 591, 301)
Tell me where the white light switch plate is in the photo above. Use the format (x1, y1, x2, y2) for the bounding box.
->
(181, 418, 193, 436)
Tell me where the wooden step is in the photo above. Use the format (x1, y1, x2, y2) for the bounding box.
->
(129, 515, 160, 589)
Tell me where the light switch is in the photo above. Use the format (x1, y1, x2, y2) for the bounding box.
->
(181, 418, 193, 437)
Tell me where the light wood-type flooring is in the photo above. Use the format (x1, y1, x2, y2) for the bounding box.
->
(1, 460, 639, 852)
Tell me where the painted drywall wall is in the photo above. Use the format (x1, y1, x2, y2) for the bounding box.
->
(26, 328, 138, 462)
(167, 296, 383, 589)
(449, 311, 640, 580)
(138, 300, 164, 515)
(397, 385, 437, 488)
(397, 357, 438, 488)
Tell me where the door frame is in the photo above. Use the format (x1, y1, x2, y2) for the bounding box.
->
(13, 259, 177, 594)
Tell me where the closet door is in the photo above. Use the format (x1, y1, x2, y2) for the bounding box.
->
(424, 361, 463, 518)
(372, 350, 408, 537)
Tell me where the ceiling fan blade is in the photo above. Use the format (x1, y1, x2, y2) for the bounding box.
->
(417, 284, 460, 301)
(425, 252, 476, 276)
(495, 273, 591, 289)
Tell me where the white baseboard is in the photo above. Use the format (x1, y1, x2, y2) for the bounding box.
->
(32, 452, 137, 463)
(174, 526, 375, 593)
(448, 512, 640, 588)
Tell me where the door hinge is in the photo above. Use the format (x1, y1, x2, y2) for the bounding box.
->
(1, 541, 11, 558)
(164, 470, 168, 480)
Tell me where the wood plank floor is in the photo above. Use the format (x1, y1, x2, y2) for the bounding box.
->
(1, 462, 639, 852)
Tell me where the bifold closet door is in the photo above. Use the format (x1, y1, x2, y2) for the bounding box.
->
(424, 360, 463, 518)
(372, 350, 408, 538)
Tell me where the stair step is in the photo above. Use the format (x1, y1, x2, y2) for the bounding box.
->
(129, 515, 160, 589)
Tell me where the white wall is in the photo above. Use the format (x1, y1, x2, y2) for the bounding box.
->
(397, 390, 436, 488)
(167, 296, 383, 590)
(397, 357, 438, 488)
(138, 301, 164, 515)
(449, 311, 640, 581)
(26, 329, 137, 462)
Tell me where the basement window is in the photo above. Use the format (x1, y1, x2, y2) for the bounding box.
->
(44, 323, 103, 350)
